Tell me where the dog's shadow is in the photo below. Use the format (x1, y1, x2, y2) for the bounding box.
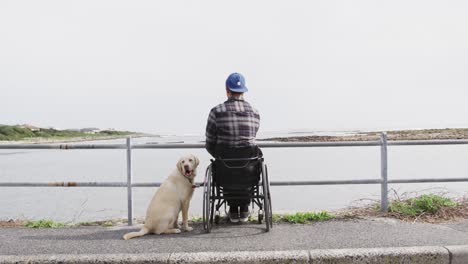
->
(21, 223, 267, 241)
(21, 229, 129, 241)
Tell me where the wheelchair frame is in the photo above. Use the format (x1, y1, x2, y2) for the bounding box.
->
(202, 156, 272, 233)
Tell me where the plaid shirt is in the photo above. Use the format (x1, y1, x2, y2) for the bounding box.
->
(205, 96, 260, 156)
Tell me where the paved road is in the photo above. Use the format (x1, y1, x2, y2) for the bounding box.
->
(1, 218, 467, 256)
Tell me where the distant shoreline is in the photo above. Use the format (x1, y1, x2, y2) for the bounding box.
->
(0, 133, 154, 144)
(259, 128, 468, 142)
(3, 128, 468, 144)
(0, 124, 157, 143)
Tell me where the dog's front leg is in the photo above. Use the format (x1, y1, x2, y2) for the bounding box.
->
(173, 211, 180, 229)
(181, 200, 193, 232)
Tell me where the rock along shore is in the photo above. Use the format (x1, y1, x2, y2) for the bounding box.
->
(260, 128, 468, 142)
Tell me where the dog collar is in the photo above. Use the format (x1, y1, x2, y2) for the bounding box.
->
(183, 173, 199, 188)
(185, 176, 200, 189)
(183, 174, 194, 184)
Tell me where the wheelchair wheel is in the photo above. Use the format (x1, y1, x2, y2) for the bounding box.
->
(265, 164, 273, 229)
(203, 165, 213, 233)
(261, 162, 272, 232)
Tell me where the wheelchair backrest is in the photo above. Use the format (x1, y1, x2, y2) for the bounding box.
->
(212, 146, 262, 189)
(212, 157, 261, 189)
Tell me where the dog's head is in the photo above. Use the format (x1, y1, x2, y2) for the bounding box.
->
(177, 154, 199, 179)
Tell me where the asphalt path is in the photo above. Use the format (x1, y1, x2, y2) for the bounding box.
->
(1, 218, 467, 256)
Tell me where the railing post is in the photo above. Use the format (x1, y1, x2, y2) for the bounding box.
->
(380, 132, 388, 212)
(126, 137, 133, 225)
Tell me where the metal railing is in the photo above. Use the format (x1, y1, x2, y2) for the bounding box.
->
(1, 133, 468, 225)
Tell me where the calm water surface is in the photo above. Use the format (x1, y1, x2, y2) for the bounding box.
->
(1, 134, 467, 222)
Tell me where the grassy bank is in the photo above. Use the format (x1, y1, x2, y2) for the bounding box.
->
(342, 193, 468, 223)
(2, 194, 466, 228)
(0, 125, 137, 142)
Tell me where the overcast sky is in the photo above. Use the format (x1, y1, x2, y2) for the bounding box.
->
(1, 0, 467, 135)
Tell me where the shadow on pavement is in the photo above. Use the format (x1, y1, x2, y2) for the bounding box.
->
(20, 223, 268, 241)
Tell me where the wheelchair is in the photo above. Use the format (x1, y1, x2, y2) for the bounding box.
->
(202, 149, 272, 233)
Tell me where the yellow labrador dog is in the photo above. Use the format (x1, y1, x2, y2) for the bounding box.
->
(123, 154, 199, 240)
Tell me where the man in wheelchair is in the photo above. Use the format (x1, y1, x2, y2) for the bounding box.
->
(205, 72, 262, 223)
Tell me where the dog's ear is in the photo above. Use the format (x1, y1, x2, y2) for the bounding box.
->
(193, 155, 199, 166)
(176, 158, 183, 173)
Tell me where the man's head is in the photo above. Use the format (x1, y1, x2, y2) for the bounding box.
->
(225, 73, 248, 97)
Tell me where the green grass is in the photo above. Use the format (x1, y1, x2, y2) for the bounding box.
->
(189, 216, 203, 223)
(272, 211, 334, 224)
(75, 221, 96, 226)
(75, 220, 123, 227)
(25, 220, 66, 228)
(25, 219, 120, 228)
(388, 194, 458, 217)
(101, 221, 114, 227)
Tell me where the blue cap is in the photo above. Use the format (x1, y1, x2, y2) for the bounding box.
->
(226, 72, 248, 93)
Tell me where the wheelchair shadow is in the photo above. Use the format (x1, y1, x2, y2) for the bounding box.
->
(202, 224, 268, 239)
(193, 216, 271, 239)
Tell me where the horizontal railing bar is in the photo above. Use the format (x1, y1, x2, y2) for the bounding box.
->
(133, 143, 204, 149)
(2, 177, 468, 188)
(0, 182, 167, 187)
(211, 196, 264, 199)
(270, 179, 382, 185)
(131, 183, 162, 187)
(0, 144, 126, 149)
(0, 141, 381, 149)
(2, 139, 468, 150)
(0, 182, 127, 187)
(388, 139, 468, 146)
(388, 177, 468, 183)
(259, 141, 381, 147)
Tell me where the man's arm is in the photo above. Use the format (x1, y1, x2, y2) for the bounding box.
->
(205, 109, 217, 157)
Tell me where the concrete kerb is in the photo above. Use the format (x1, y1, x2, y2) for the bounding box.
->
(169, 250, 309, 264)
(308, 246, 449, 264)
(445, 245, 468, 264)
(0, 253, 172, 264)
(1, 246, 467, 264)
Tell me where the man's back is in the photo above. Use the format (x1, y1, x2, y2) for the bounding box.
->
(205, 97, 260, 157)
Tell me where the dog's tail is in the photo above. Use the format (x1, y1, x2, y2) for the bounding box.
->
(123, 226, 150, 240)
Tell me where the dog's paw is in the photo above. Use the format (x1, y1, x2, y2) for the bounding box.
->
(183, 226, 193, 232)
(173, 228, 182, 234)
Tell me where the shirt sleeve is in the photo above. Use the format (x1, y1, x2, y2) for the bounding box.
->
(205, 109, 217, 157)
(256, 109, 261, 134)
